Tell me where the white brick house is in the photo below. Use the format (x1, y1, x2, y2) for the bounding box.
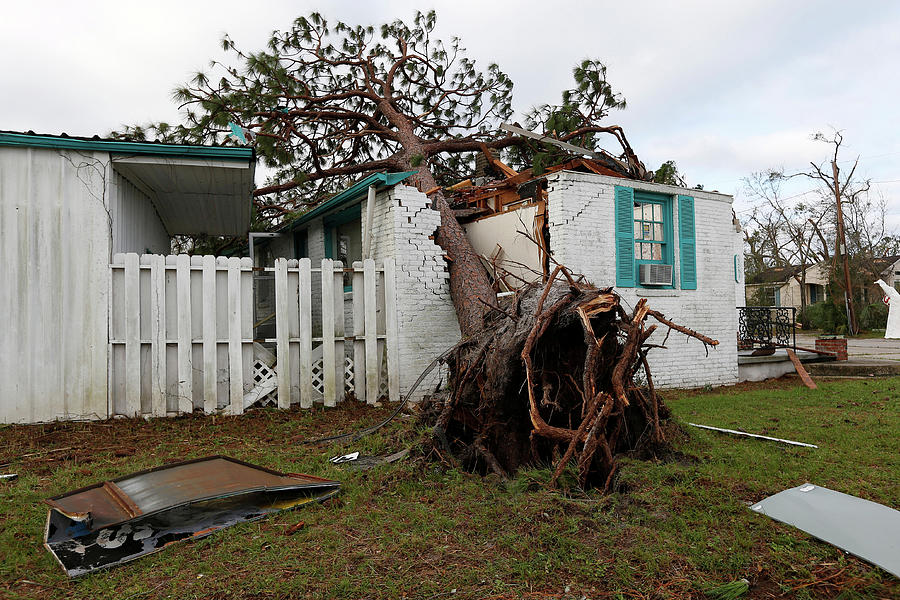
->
(270, 169, 744, 393)
(542, 171, 742, 388)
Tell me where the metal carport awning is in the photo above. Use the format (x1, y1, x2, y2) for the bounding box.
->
(112, 154, 254, 236)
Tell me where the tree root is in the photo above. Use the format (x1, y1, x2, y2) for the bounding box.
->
(426, 266, 718, 490)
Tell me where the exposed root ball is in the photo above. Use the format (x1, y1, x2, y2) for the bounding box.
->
(428, 265, 717, 491)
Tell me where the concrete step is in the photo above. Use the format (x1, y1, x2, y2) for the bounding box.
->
(805, 360, 900, 377)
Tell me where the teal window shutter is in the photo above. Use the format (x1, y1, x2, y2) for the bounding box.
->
(678, 195, 697, 289)
(614, 186, 635, 287)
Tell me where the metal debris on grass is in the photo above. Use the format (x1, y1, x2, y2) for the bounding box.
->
(43, 456, 340, 576)
(1, 473, 18, 482)
(329, 451, 360, 464)
(328, 449, 410, 470)
(687, 423, 818, 448)
(751, 483, 900, 578)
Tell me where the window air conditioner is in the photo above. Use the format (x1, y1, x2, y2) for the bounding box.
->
(639, 263, 673, 286)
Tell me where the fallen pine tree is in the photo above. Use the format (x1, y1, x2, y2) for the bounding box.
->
(428, 265, 718, 491)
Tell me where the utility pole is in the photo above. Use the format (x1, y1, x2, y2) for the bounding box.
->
(832, 160, 857, 334)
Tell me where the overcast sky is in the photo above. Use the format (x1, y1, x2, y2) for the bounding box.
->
(3, 1, 899, 229)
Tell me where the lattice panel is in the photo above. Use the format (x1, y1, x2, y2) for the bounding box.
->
(344, 356, 355, 393)
(311, 358, 324, 394)
(378, 347, 390, 400)
(246, 359, 278, 407)
(310, 356, 355, 397)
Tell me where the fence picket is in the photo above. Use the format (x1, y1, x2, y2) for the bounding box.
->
(124, 253, 141, 417)
(202, 255, 217, 413)
(352, 262, 366, 403)
(298, 258, 313, 409)
(384, 258, 400, 403)
(227, 257, 243, 415)
(274, 258, 291, 409)
(175, 255, 193, 413)
(364, 259, 379, 405)
(321, 259, 336, 407)
(109, 254, 400, 418)
(150, 255, 167, 417)
(333, 261, 345, 404)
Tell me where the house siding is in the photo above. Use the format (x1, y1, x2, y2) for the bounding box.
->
(0, 146, 109, 423)
(546, 171, 739, 389)
(110, 171, 170, 255)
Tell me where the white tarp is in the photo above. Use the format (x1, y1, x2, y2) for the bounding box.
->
(875, 279, 900, 339)
(751, 483, 900, 577)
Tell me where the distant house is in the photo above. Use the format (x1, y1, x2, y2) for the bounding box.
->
(0, 131, 255, 423)
(745, 256, 900, 310)
(873, 255, 900, 293)
(745, 263, 829, 309)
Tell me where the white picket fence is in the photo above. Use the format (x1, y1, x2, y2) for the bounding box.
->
(108, 254, 398, 418)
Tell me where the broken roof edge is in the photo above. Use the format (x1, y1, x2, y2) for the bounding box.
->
(283, 170, 417, 231)
(547, 169, 734, 202)
(0, 131, 255, 162)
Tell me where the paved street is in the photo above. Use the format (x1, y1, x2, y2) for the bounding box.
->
(796, 333, 900, 362)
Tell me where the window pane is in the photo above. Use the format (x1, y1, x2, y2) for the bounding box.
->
(635, 244, 641, 259)
(634, 222, 641, 238)
(643, 204, 653, 220)
(653, 223, 664, 241)
(651, 244, 662, 260)
(653, 204, 662, 221)
(634, 203, 642, 219)
(642, 223, 652, 240)
(642, 244, 653, 260)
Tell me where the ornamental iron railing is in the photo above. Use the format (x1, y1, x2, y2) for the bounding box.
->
(737, 306, 796, 351)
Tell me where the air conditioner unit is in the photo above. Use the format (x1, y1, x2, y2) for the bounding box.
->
(639, 263, 673, 286)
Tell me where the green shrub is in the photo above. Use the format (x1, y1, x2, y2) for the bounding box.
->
(804, 301, 847, 334)
(859, 302, 888, 330)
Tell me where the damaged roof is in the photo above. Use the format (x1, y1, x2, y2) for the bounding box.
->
(448, 154, 627, 222)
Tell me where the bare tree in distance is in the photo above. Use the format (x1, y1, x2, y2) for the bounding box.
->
(742, 130, 899, 327)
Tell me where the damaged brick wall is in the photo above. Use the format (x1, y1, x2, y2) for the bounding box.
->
(371, 185, 461, 400)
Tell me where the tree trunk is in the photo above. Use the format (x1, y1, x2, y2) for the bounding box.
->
(403, 162, 498, 337)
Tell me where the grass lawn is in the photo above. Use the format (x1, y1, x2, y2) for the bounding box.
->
(1, 377, 898, 599)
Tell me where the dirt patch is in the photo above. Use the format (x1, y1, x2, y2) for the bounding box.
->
(0, 403, 398, 476)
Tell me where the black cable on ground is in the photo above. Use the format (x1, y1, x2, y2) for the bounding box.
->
(300, 342, 461, 445)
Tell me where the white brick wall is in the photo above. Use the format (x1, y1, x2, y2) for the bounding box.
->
(278, 172, 741, 396)
(372, 185, 460, 400)
(547, 171, 739, 389)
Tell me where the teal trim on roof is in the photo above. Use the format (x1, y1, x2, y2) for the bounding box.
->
(286, 171, 416, 230)
(0, 132, 254, 161)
